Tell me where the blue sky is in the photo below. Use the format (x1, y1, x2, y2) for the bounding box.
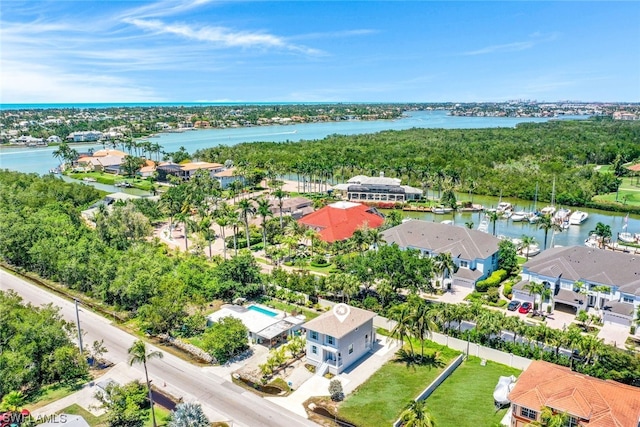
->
(2, 1, 639, 103)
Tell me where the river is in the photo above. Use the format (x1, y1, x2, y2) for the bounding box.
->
(2, 109, 636, 248)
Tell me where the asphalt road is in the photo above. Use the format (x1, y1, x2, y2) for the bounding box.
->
(0, 269, 317, 427)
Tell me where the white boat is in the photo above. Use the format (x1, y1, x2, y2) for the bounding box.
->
(478, 218, 489, 233)
(618, 232, 637, 243)
(441, 220, 454, 225)
(568, 210, 589, 225)
(554, 207, 571, 222)
(520, 244, 541, 257)
(540, 206, 556, 216)
(527, 212, 540, 223)
(510, 211, 528, 222)
(83, 177, 97, 182)
(496, 202, 512, 214)
(584, 234, 600, 248)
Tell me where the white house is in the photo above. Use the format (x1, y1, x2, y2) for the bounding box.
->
(333, 173, 423, 202)
(303, 305, 376, 375)
(381, 220, 501, 288)
(517, 246, 640, 327)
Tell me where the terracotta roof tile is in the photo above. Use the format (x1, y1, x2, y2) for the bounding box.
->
(298, 202, 384, 242)
(509, 360, 640, 426)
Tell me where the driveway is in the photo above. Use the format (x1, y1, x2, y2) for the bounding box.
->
(265, 336, 398, 418)
(598, 322, 630, 349)
(431, 286, 474, 304)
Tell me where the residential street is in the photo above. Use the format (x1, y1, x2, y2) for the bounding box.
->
(0, 269, 318, 427)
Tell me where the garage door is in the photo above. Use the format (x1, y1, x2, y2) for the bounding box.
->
(512, 290, 534, 304)
(603, 312, 631, 327)
(453, 278, 474, 289)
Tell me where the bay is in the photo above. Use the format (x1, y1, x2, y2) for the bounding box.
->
(0, 110, 579, 175)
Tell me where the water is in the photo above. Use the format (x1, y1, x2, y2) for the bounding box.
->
(390, 191, 640, 250)
(0, 110, 580, 175)
(3, 108, 628, 248)
(248, 305, 278, 317)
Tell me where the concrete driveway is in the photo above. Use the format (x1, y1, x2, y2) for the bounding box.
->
(598, 322, 630, 349)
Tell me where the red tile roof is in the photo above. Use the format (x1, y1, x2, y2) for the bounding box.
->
(508, 360, 640, 426)
(627, 163, 640, 172)
(297, 202, 384, 242)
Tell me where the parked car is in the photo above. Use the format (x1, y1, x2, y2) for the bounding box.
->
(507, 300, 521, 311)
(518, 302, 532, 314)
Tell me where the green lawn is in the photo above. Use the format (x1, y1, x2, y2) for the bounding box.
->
(592, 176, 640, 207)
(338, 341, 460, 427)
(67, 171, 155, 191)
(58, 404, 107, 427)
(26, 382, 84, 410)
(260, 297, 322, 320)
(426, 357, 521, 427)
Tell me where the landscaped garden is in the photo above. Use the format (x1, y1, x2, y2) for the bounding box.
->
(425, 357, 521, 427)
(338, 340, 459, 427)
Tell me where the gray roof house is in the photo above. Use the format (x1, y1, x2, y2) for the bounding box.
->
(519, 246, 640, 326)
(304, 305, 376, 375)
(382, 220, 501, 288)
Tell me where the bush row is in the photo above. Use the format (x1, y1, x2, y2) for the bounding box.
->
(475, 269, 508, 292)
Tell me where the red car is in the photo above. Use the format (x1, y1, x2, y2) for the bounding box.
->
(518, 302, 532, 314)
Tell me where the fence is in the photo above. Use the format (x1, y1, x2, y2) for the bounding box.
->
(392, 354, 465, 427)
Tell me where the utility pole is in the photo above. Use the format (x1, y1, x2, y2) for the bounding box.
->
(75, 298, 84, 355)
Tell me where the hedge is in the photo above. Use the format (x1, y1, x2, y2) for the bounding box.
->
(475, 269, 508, 292)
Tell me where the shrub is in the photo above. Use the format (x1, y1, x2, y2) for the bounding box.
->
(486, 287, 500, 303)
(311, 255, 328, 266)
(329, 379, 344, 401)
(503, 282, 513, 299)
(476, 269, 508, 292)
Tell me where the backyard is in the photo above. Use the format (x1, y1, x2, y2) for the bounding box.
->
(338, 340, 459, 427)
(426, 357, 521, 427)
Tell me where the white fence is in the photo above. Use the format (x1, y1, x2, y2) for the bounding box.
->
(392, 354, 465, 427)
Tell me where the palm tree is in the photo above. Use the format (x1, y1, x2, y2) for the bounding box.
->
(527, 406, 568, 427)
(487, 211, 500, 236)
(523, 281, 546, 312)
(399, 400, 436, 427)
(390, 303, 415, 356)
(304, 227, 320, 258)
(368, 228, 386, 251)
(520, 234, 536, 261)
(434, 252, 456, 289)
(256, 198, 272, 252)
(578, 335, 604, 365)
(412, 301, 436, 358)
(227, 210, 242, 256)
(589, 222, 612, 249)
(198, 216, 216, 259)
(272, 188, 288, 229)
(538, 214, 562, 250)
(215, 211, 229, 259)
(128, 340, 164, 427)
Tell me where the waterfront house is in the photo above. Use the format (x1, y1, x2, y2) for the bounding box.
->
(333, 172, 423, 202)
(269, 196, 314, 220)
(178, 161, 225, 180)
(517, 246, 640, 326)
(303, 305, 376, 375)
(297, 201, 384, 243)
(213, 167, 244, 189)
(67, 131, 103, 142)
(381, 220, 501, 288)
(508, 360, 640, 427)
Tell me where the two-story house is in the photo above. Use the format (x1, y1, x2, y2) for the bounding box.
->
(381, 220, 501, 289)
(517, 246, 640, 327)
(332, 173, 423, 202)
(303, 305, 376, 375)
(508, 360, 640, 427)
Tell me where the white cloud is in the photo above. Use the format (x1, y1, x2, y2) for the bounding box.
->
(0, 61, 162, 103)
(463, 41, 535, 56)
(124, 18, 323, 55)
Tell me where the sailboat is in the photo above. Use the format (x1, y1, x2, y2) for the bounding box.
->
(540, 178, 556, 216)
(528, 183, 540, 223)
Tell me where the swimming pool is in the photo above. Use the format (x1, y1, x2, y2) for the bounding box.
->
(248, 305, 278, 317)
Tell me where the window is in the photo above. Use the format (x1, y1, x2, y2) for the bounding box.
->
(565, 417, 578, 427)
(623, 295, 634, 303)
(348, 344, 354, 354)
(311, 345, 317, 355)
(327, 335, 335, 345)
(310, 331, 318, 340)
(460, 260, 468, 268)
(520, 407, 537, 420)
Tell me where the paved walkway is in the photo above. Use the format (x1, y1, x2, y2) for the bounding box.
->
(264, 336, 398, 418)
